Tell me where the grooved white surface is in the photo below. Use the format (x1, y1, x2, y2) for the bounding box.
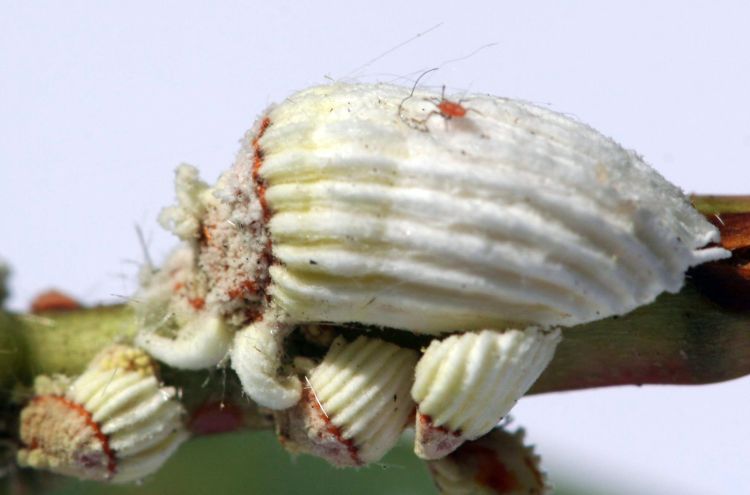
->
(412, 329, 560, 439)
(231, 318, 302, 409)
(259, 83, 726, 333)
(65, 347, 188, 483)
(309, 336, 418, 463)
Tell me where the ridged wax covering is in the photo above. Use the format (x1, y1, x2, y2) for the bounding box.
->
(231, 316, 302, 409)
(258, 83, 727, 334)
(412, 329, 560, 459)
(18, 345, 188, 483)
(428, 428, 549, 494)
(275, 336, 418, 466)
(135, 244, 233, 370)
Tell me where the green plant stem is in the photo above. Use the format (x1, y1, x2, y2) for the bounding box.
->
(0, 305, 137, 385)
(532, 282, 750, 393)
(690, 194, 750, 214)
(2, 281, 746, 399)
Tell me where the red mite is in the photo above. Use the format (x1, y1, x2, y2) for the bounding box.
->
(437, 98, 467, 119)
(398, 73, 472, 129)
(434, 84, 469, 120)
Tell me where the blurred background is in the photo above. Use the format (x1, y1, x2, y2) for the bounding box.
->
(1, 2, 748, 493)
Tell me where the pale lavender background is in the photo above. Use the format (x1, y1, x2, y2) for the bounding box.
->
(1, 2, 748, 494)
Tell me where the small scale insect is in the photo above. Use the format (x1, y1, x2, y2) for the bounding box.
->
(17, 345, 188, 483)
(275, 336, 419, 467)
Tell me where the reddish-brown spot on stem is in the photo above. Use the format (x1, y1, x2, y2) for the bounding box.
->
(188, 401, 244, 435)
(706, 212, 750, 251)
(30, 290, 82, 314)
(692, 212, 750, 311)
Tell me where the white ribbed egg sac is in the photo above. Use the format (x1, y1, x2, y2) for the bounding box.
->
(411, 328, 560, 459)
(255, 83, 728, 334)
(17, 345, 188, 483)
(275, 335, 418, 467)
